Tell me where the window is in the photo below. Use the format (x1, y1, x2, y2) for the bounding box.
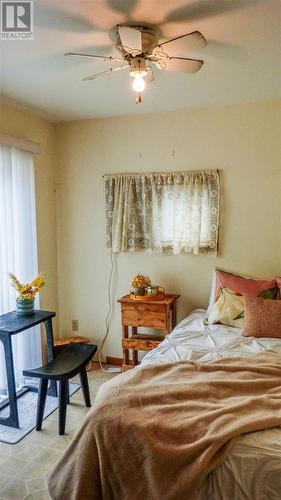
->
(105, 170, 220, 255)
(0, 145, 41, 394)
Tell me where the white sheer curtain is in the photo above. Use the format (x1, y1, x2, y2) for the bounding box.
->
(0, 145, 41, 394)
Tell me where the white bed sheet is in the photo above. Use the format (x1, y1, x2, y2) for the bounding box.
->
(141, 310, 281, 500)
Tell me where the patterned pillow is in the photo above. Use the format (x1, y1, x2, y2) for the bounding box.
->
(207, 269, 278, 327)
(243, 295, 281, 338)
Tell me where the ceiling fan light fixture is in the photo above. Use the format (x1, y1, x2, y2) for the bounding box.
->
(66, 25, 206, 103)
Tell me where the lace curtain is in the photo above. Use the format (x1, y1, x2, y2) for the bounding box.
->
(105, 170, 220, 255)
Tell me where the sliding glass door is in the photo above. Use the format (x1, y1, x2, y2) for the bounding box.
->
(0, 145, 42, 396)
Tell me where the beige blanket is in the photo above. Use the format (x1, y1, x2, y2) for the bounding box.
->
(47, 351, 281, 500)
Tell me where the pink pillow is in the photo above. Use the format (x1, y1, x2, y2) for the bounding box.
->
(207, 268, 278, 327)
(243, 295, 281, 338)
(213, 269, 277, 301)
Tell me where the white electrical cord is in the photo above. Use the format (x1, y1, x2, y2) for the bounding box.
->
(98, 251, 121, 374)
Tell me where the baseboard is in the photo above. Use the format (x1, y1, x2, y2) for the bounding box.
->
(106, 356, 134, 366)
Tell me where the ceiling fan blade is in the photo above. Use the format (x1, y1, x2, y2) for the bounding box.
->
(117, 25, 142, 56)
(65, 52, 124, 63)
(166, 0, 258, 23)
(144, 66, 154, 84)
(155, 57, 203, 74)
(108, 0, 137, 15)
(153, 31, 206, 57)
(83, 64, 129, 81)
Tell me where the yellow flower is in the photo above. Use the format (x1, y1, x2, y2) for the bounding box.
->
(131, 273, 151, 288)
(30, 274, 45, 289)
(8, 273, 22, 293)
(9, 273, 45, 300)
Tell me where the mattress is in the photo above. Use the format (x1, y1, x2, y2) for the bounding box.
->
(142, 310, 281, 500)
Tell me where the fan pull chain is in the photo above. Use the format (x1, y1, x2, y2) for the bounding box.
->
(135, 93, 142, 104)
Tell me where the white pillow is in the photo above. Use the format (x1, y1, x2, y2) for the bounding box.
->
(206, 270, 216, 317)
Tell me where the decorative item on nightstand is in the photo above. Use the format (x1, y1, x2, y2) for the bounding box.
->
(130, 273, 151, 296)
(146, 285, 165, 298)
(9, 273, 45, 315)
(130, 273, 165, 301)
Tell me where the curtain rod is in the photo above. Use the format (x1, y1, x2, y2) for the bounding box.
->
(102, 169, 219, 178)
(0, 133, 40, 155)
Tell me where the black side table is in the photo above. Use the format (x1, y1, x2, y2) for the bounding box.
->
(0, 310, 56, 429)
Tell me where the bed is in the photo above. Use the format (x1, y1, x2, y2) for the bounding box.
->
(47, 308, 281, 500)
(141, 309, 281, 499)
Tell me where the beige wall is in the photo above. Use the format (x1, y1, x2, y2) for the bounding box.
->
(0, 101, 58, 334)
(2, 99, 280, 359)
(54, 99, 281, 358)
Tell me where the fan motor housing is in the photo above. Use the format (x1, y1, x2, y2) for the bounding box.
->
(114, 24, 158, 57)
(130, 57, 148, 77)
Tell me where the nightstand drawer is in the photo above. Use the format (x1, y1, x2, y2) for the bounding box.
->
(121, 303, 166, 314)
(122, 309, 166, 328)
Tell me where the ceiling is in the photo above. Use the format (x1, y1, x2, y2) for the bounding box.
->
(0, 0, 280, 121)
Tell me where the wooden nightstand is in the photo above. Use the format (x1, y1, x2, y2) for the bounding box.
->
(118, 294, 180, 371)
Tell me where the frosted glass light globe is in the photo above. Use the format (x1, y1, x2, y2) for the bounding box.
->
(132, 75, 145, 92)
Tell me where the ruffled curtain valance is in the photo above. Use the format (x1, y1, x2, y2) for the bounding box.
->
(104, 170, 220, 255)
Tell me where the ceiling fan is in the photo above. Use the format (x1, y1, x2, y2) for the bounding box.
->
(65, 24, 206, 104)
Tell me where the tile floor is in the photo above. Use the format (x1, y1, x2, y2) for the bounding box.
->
(0, 364, 117, 500)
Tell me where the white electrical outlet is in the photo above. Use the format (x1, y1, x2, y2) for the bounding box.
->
(72, 319, 79, 332)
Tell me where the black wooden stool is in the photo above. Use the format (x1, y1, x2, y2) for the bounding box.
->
(23, 343, 97, 435)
